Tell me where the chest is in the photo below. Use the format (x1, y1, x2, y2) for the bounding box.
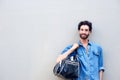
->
(77, 46, 99, 61)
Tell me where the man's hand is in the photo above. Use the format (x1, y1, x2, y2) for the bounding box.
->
(56, 54, 68, 63)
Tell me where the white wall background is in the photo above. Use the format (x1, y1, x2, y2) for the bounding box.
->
(0, 0, 120, 80)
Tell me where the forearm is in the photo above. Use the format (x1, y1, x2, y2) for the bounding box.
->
(99, 70, 103, 80)
(56, 43, 78, 63)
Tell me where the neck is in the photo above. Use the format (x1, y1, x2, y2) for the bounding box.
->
(80, 38, 88, 45)
(80, 39, 89, 52)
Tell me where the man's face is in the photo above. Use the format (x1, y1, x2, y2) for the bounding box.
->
(79, 25, 91, 40)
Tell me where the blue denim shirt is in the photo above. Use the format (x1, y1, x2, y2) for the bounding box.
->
(61, 41, 104, 80)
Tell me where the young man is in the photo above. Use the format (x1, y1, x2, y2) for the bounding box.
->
(56, 21, 104, 80)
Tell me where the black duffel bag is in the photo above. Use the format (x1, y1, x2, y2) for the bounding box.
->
(53, 55, 80, 79)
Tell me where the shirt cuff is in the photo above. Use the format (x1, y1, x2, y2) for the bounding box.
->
(99, 67, 105, 72)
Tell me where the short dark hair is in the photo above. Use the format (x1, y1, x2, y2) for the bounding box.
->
(78, 20, 92, 32)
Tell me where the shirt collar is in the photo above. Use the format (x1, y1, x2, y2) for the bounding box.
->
(78, 40, 92, 46)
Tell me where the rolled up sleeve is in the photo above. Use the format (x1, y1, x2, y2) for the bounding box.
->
(98, 46, 105, 72)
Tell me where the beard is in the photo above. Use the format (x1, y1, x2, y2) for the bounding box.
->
(79, 34, 89, 40)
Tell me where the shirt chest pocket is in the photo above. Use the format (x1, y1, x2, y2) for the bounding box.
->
(92, 50, 99, 60)
(76, 49, 83, 58)
(92, 50, 99, 57)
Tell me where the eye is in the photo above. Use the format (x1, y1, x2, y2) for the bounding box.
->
(80, 29, 84, 31)
(85, 29, 89, 31)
